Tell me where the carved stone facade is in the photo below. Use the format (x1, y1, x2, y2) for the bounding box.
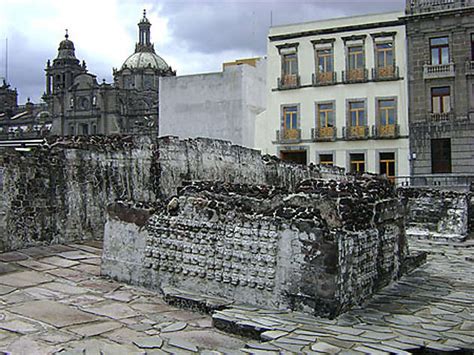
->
(43, 11, 175, 136)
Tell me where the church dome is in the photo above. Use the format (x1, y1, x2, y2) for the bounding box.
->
(121, 51, 170, 71)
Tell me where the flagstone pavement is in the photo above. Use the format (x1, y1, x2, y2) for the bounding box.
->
(0, 238, 472, 354)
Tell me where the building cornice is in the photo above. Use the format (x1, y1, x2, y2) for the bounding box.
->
(269, 19, 404, 42)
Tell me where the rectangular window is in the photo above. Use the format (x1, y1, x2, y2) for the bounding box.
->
(282, 53, 298, 76)
(349, 101, 366, 126)
(431, 139, 451, 173)
(348, 46, 364, 70)
(280, 150, 307, 165)
(378, 99, 396, 126)
(379, 152, 396, 182)
(431, 87, 451, 114)
(69, 125, 75, 136)
(319, 154, 334, 166)
(350, 153, 365, 173)
(283, 106, 298, 130)
(430, 37, 449, 65)
(316, 48, 333, 73)
(80, 123, 89, 135)
(317, 103, 334, 128)
(376, 42, 394, 68)
(471, 33, 474, 61)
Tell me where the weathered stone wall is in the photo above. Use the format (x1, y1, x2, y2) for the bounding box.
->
(157, 136, 345, 199)
(0, 135, 345, 252)
(399, 187, 471, 242)
(0, 135, 157, 251)
(103, 178, 408, 317)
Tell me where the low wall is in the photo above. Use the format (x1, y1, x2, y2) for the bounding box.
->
(0, 135, 157, 251)
(103, 177, 408, 317)
(399, 187, 471, 242)
(0, 135, 345, 252)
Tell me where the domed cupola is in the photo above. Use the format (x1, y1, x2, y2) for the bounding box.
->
(55, 30, 79, 64)
(114, 10, 175, 90)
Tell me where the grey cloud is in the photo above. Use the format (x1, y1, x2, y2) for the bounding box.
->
(159, 0, 405, 55)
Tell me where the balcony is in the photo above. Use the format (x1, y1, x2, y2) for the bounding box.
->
(372, 124, 400, 139)
(342, 68, 368, 84)
(276, 128, 301, 143)
(372, 66, 400, 81)
(430, 111, 454, 121)
(277, 75, 300, 90)
(423, 63, 455, 79)
(312, 72, 337, 86)
(465, 60, 474, 76)
(406, 0, 474, 15)
(343, 125, 369, 140)
(311, 127, 337, 141)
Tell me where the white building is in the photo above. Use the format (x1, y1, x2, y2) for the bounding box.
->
(159, 58, 266, 148)
(255, 12, 410, 180)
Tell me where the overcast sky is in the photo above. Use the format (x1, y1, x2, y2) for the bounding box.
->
(0, 0, 404, 103)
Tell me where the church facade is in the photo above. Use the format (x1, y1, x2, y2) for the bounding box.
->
(43, 10, 175, 136)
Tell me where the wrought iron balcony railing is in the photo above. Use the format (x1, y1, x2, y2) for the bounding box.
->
(312, 72, 337, 86)
(343, 125, 369, 140)
(423, 63, 455, 79)
(342, 68, 368, 84)
(277, 75, 301, 90)
(430, 111, 454, 121)
(372, 66, 400, 81)
(276, 128, 302, 142)
(311, 126, 337, 141)
(372, 124, 400, 139)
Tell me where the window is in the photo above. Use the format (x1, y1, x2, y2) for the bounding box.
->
(349, 101, 366, 126)
(348, 46, 364, 70)
(280, 150, 307, 165)
(471, 33, 474, 61)
(317, 103, 334, 128)
(69, 98, 74, 108)
(69, 124, 75, 135)
(350, 153, 365, 173)
(316, 48, 333, 73)
(430, 37, 449, 65)
(379, 152, 395, 182)
(319, 154, 334, 166)
(80, 123, 89, 135)
(378, 99, 396, 126)
(431, 87, 451, 114)
(431, 139, 451, 173)
(283, 106, 298, 130)
(282, 53, 298, 76)
(376, 42, 394, 68)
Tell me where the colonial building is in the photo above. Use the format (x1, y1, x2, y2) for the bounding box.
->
(44, 10, 175, 136)
(404, 0, 474, 176)
(159, 58, 266, 147)
(0, 80, 52, 139)
(255, 12, 410, 180)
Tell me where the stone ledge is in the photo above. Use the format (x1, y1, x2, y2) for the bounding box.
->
(163, 287, 234, 314)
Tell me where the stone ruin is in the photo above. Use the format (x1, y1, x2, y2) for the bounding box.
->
(103, 177, 413, 318)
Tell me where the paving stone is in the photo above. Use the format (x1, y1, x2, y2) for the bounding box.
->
(80, 258, 102, 266)
(128, 322, 154, 331)
(40, 256, 80, 268)
(168, 337, 199, 352)
(0, 270, 53, 287)
(46, 268, 89, 282)
(5, 337, 60, 354)
(104, 289, 136, 303)
(69, 244, 102, 255)
(0, 252, 29, 262)
(325, 325, 365, 336)
(420, 323, 453, 331)
(365, 343, 412, 355)
(49, 244, 77, 253)
(160, 321, 187, 333)
(58, 250, 99, 260)
(23, 286, 66, 300)
(82, 302, 139, 319)
(354, 345, 389, 354)
(42, 281, 89, 295)
(361, 330, 397, 341)
(37, 331, 79, 345)
(16, 259, 57, 272)
(425, 342, 462, 352)
(68, 320, 122, 337)
(246, 342, 280, 351)
(460, 320, 474, 331)
(0, 284, 16, 295)
(70, 263, 101, 276)
(241, 349, 279, 355)
(310, 341, 341, 354)
(132, 336, 163, 349)
(101, 327, 144, 344)
(0, 262, 20, 274)
(0, 319, 41, 334)
(9, 300, 96, 328)
(260, 330, 288, 341)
